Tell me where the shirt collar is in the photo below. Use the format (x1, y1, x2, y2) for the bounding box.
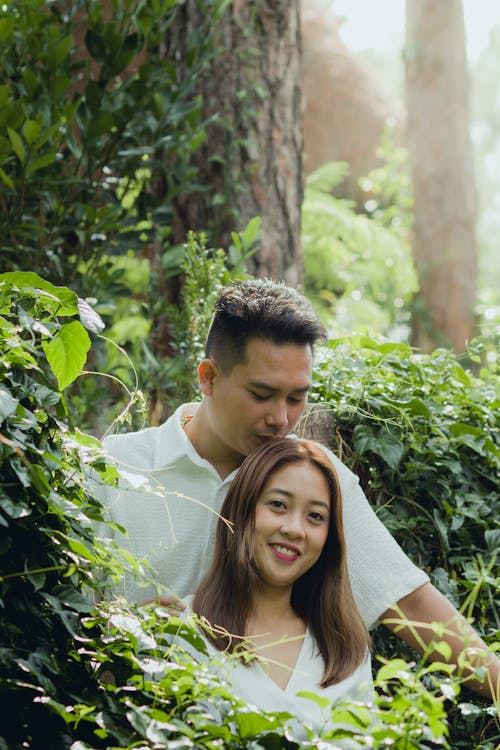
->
(152, 401, 216, 470)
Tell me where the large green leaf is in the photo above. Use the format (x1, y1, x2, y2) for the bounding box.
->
(353, 424, 404, 470)
(42, 321, 90, 390)
(0, 271, 79, 315)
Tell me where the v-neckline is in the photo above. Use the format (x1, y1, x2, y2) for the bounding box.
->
(252, 629, 310, 693)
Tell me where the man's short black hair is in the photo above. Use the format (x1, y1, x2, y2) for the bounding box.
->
(205, 278, 326, 372)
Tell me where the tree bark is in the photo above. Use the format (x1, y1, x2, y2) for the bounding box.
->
(405, 0, 477, 353)
(163, 0, 304, 286)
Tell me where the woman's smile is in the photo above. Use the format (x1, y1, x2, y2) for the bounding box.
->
(269, 543, 301, 561)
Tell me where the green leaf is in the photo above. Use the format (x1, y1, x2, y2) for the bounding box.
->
(86, 111, 115, 139)
(432, 509, 450, 553)
(22, 119, 42, 146)
(0, 388, 18, 423)
(353, 424, 404, 470)
(432, 640, 453, 662)
(295, 690, 331, 708)
(0, 495, 31, 519)
(85, 29, 107, 62)
(241, 215, 262, 248)
(42, 321, 91, 391)
(28, 463, 51, 497)
(55, 34, 73, 64)
(25, 151, 57, 177)
(21, 68, 37, 97)
(0, 167, 14, 190)
(376, 658, 412, 682)
(0, 17, 15, 43)
(7, 126, 25, 164)
(234, 708, 288, 738)
(484, 529, 500, 552)
(0, 272, 79, 315)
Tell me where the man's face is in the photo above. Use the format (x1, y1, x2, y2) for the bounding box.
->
(205, 338, 313, 465)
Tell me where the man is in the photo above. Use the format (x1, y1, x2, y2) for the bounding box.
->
(98, 277, 498, 699)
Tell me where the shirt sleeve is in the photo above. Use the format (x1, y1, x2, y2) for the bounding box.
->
(320, 446, 429, 628)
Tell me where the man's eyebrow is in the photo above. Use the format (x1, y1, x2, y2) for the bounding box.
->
(247, 380, 310, 393)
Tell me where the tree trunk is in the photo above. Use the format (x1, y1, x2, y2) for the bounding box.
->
(301, 6, 404, 209)
(405, 0, 477, 353)
(163, 0, 303, 286)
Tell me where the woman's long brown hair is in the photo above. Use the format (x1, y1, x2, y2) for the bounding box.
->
(192, 438, 370, 686)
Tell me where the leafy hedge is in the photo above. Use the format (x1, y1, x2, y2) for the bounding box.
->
(308, 336, 499, 626)
(304, 334, 500, 747)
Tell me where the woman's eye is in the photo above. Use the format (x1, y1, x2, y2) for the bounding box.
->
(269, 500, 285, 510)
(309, 512, 325, 522)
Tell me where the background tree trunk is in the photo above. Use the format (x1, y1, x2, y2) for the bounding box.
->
(163, 0, 303, 286)
(405, 0, 477, 353)
(301, 6, 403, 209)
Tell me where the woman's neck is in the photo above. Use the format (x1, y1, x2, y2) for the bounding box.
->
(246, 586, 302, 635)
(245, 584, 306, 691)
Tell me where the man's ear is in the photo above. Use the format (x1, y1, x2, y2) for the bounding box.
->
(198, 359, 217, 396)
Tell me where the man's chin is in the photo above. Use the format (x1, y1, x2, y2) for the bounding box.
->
(252, 434, 279, 449)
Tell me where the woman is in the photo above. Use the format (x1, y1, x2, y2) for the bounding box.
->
(186, 438, 372, 733)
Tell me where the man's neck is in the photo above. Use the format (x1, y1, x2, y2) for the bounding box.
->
(183, 407, 243, 480)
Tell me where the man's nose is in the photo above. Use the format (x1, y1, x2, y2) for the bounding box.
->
(265, 399, 288, 429)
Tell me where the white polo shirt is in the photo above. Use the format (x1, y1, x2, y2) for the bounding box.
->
(96, 403, 428, 628)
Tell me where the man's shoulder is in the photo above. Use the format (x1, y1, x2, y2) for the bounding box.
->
(315, 442, 358, 486)
(101, 403, 194, 470)
(291, 432, 357, 487)
(102, 425, 161, 468)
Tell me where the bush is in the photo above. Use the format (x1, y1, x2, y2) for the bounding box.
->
(302, 333, 500, 747)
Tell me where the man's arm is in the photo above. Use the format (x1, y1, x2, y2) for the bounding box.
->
(382, 582, 500, 701)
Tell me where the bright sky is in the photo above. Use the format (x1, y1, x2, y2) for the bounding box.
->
(332, 0, 500, 62)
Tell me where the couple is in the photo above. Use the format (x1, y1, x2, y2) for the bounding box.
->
(97, 277, 498, 724)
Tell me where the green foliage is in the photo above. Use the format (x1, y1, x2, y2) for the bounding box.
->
(306, 333, 500, 748)
(358, 126, 414, 232)
(154, 219, 261, 410)
(301, 162, 418, 340)
(0, 0, 217, 294)
(0, 0, 239, 432)
(0, 271, 119, 747)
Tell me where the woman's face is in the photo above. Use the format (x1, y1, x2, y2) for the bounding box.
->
(252, 460, 331, 592)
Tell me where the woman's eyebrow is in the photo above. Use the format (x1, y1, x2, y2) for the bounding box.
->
(309, 500, 330, 511)
(266, 486, 292, 496)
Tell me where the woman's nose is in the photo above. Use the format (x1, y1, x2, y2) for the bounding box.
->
(280, 516, 305, 539)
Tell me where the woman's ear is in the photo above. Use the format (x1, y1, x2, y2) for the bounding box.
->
(198, 359, 217, 396)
